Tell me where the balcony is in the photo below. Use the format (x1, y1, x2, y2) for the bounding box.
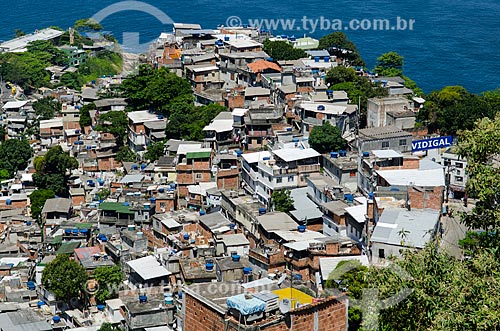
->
(247, 129, 272, 138)
(217, 167, 239, 177)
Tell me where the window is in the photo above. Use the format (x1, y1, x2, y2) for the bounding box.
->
(455, 162, 463, 168)
(276, 177, 282, 183)
(443, 160, 451, 167)
(196, 174, 202, 180)
(349, 171, 356, 177)
(379, 249, 385, 259)
(399, 139, 407, 146)
(455, 176, 463, 182)
(288, 176, 294, 182)
(160, 202, 166, 208)
(382, 141, 389, 148)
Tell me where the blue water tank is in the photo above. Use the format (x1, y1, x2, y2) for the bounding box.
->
(243, 267, 252, 275)
(178, 291, 183, 299)
(232, 254, 241, 262)
(199, 210, 206, 216)
(330, 152, 339, 159)
(80, 229, 89, 234)
(27, 281, 35, 290)
(157, 115, 164, 120)
(236, 150, 243, 157)
(292, 138, 299, 143)
(150, 197, 156, 203)
(169, 183, 176, 189)
(139, 295, 148, 303)
(368, 192, 374, 200)
(317, 105, 325, 111)
(205, 262, 214, 271)
(64, 229, 71, 234)
(266, 57, 274, 62)
(122, 202, 130, 206)
(293, 273, 303, 280)
(224, 36, 230, 41)
(52, 316, 61, 323)
(72, 229, 79, 234)
(159, 188, 165, 193)
(183, 233, 190, 240)
(362, 152, 370, 158)
(263, 156, 271, 161)
(339, 150, 347, 157)
(259, 207, 267, 215)
(324, 56, 330, 62)
(132, 164, 138, 170)
(229, 223, 236, 230)
(298, 225, 306, 233)
(26, 221, 31, 226)
(314, 56, 320, 63)
(344, 194, 354, 202)
(37, 301, 45, 308)
(165, 296, 174, 305)
(6, 199, 11, 205)
(286, 127, 293, 132)
(97, 304, 105, 311)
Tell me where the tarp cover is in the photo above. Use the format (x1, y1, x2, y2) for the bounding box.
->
(226, 294, 266, 315)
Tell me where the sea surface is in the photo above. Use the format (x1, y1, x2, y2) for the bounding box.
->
(0, 0, 498, 93)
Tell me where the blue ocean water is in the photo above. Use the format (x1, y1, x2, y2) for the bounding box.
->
(0, 0, 498, 93)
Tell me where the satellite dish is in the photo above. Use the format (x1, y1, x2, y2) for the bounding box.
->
(277, 273, 287, 287)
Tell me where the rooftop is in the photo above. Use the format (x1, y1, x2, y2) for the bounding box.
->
(272, 148, 320, 162)
(42, 198, 71, 214)
(0, 28, 64, 53)
(371, 208, 440, 248)
(126, 255, 171, 280)
(127, 110, 161, 124)
(358, 126, 412, 141)
(257, 212, 297, 232)
(376, 167, 445, 187)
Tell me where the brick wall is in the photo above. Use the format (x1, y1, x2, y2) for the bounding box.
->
(184, 292, 347, 331)
(408, 186, 443, 211)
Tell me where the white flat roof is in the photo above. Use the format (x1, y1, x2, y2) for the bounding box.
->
(39, 118, 63, 128)
(188, 65, 219, 73)
(299, 102, 349, 115)
(241, 151, 271, 164)
(177, 143, 203, 155)
(345, 203, 367, 223)
(187, 182, 217, 195)
(376, 168, 445, 187)
(2, 101, 28, 110)
(232, 108, 248, 117)
(0, 28, 64, 52)
(273, 230, 326, 242)
(126, 255, 171, 280)
(203, 119, 233, 133)
(127, 110, 160, 124)
(320, 255, 369, 280)
(226, 39, 262, 48)
(273, 148, 320, 162)
(372, 150, 403, 158)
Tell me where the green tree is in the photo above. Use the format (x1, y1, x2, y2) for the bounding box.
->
(262, 39, 306, 61)
(318, 32, 365, 66)
(30, 189, 55, 220)
(74, 18, 103, 32)
(93, 265, 124, 303)
(165, 100, 227, 141)
(33, 146, 78, 197)
(309, 122, 346, 154)
(374, 51, 404, 77)
(27, 40, 67, 66)
(98, 323, 124, 331)
(79, 102, 95, 129)
(41, 254, 88, 302)
(458, 115, 500, 240)
(0, 139, 33, 177)
(116, 146, 138, 163)
(0, 169, 10, 181)
(144, 140, 166, 162)
(271, 189, 294, 212)
(325, 66, 357, 86)
(33, 96, 61, 120)
(120, 65, 192, 113)
(14, 29, 26, 37)
(325, 260, 368, 329)
(96, 188, 110, 201)
(96, 111, 128, 146)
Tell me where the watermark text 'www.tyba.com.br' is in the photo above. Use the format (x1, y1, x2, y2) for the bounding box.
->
(226, 16, 416, 34)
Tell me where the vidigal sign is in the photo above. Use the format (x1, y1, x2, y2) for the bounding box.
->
(412, 136, 452, 152)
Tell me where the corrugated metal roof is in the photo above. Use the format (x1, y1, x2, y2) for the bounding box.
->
(186, 151, 211, 159)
